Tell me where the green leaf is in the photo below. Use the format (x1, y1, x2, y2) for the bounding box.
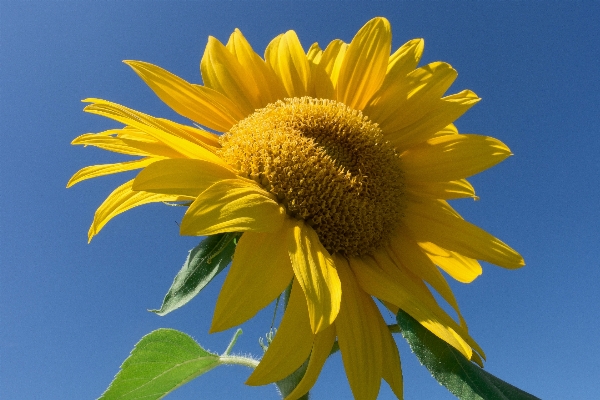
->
(396, 310, 540, 400)
(99, 329, 220, 400)
(151, 232, 240, 316)
(99, 328, 259, 400)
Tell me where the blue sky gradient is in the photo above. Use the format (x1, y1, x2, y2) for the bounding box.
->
(1, 2, 599, 399)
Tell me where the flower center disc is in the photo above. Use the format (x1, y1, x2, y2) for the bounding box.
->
(218, 97, 404, 256)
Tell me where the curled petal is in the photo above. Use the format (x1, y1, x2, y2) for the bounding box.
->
(88, 180, 192, 242)
(180, 179, 285, 236)
(404, 197, 525, 269)
(405, 179, 478, 200)
(284, 323, 336, 400)
(246, 279, 314, 385)
(68, 157, 159, 188)
(420, 241, 483, 283)
(287, 220, 341, 333)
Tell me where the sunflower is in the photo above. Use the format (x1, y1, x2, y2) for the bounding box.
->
(69, 17, 524, 399)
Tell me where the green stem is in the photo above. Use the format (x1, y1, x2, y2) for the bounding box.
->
(222, 328, 243, 356)
(219, 355, 260, 369)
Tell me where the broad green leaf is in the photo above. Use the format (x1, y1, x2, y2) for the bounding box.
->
(151, 232, 240, 316)
(396, 310, 540, 400)
(99, 329, 220, 400)
(99, 328, 258, 400)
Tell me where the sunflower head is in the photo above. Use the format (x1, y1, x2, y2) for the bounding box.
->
(218, 97, 404, 256)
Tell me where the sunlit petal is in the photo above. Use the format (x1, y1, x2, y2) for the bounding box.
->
(265, 31, 312, 97)
(287, 221, 341, 333)
(336, 17, 391, 109)
(68, 157, 159, 188)
(124, 60, 244, 131)
(180, 179, 286, 236)
(284, 323, 336, 400)
(335, 255, 383, 400)
(404, 197, 525, 269)
(401, 134, 512, 182)
(132, 158, 237, 197)
(246, 279, 314, 385)
(211, 225, 294, 332)
(88, 180, 192, 242)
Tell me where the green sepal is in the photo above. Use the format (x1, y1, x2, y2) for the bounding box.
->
(151, 232, 241, 316)
(99, 328, 258, 400)
(275, 360, 309, 400)
(396, 310, 540, 400)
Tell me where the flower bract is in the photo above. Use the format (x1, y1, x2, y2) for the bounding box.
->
(69, 17, 524, 400)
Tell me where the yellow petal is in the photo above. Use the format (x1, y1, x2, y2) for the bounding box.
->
(334, 255, 382, 400)
(387, 38, 424, 78)
(362, 37, 423, 120)
(226, 29, 286, 106)
(284, 323, 336, 400)
(71, 130, 181, 158)
(132, 158, 237, 197)
(83, 99, 228, 167)
(471, 350, 485, 368)
(348, 255, 473, 359)
(246, 279, 314, 385)
(405, 179, 478, 200)
(174, 123, 221, 149)
(387, 90, 481, 150)
(307, 42, 322, 63)
(201, 36, 261, 114)
(265, 31, 312, 97)
(68, 157, 159, 188)
(180, 179, 285, 236)
(105, 125, 155, 140)
(434, 123, 459, 137)
(88, 180, 192, 242)
(211, 227, 294, 332)
(387, 231, 466, 327)
(404, 197, 525, 269)
(420, 241, 482, 283)
(401, 134, 512, 182)
(379, 315, 403, 399)
(114, 118, 219, 149)
(373, 252, 480, 358)
(336, 17, 391, 110)
(366, 62, 457, 130)
(313, 39, 348, 100)
(287, 221, 341, 333)
(124, 60, 244, 131)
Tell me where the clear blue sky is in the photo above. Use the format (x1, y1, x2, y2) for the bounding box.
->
(1, 2, 599, 399)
